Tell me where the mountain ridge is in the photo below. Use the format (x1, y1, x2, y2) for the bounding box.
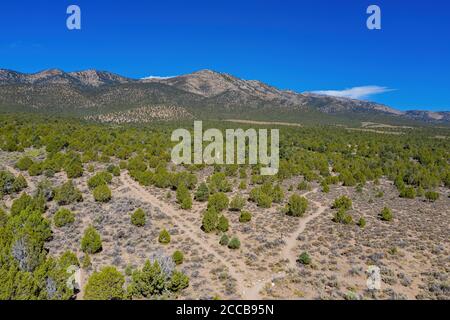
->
(0, 68, 448, 124)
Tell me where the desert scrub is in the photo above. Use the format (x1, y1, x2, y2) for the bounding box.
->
(425, 191, 439, 202)
(357, 217, 366, 228)
(54, 180, 83, 205)
(15, 156, 34, 171)
(84, 266, 125, 300)
(93, 184, 112, 202)
(176, 184, 192, 209)
(12, 175, 28, 192)
(131, 208, 146, 227)
(217, 215, 229, 232)
(332, 196, 352, 210)
(158, 229, 171, 244)
(81, 226, 102, 254)
(194, 182, 209, 202)
(202, 207, 219, 233)
(219, 234, 230, 246)
(333, 208, 353, 224)
(207, 192, 229, 212)
(229, 195, 245, 211)
(297, 252, 312, 265)
(286, 194, 308, 217)
(81, 254, 92, 269)
(399, 187, 416, 199)
(53, 208, 75, 227)
(228, 237, 241, 250)
(172, 250, 184, 265)
(88, 171, 112, 189)
(380, 207, 393, 221)
(239, 210, 252, 223)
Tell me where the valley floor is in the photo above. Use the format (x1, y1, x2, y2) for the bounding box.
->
(1, 151, 448, 300)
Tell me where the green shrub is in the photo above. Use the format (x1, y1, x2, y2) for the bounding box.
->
(168, 271, 190, 292)
(380, 207, 393, 221)
(297, 181, 309, 190)
(131, 208, 146, 227)
(208, 172, 231, 193)
(54, 180, 83, 205)
(219, 234, 229, 246)
(202, 207, 219, 233)
(10, 193, 34, 215)
(425, 191, 439, 202)
(332, 196, 352, 210)
(12, 175, 28, 192)
(36, 179, 54, 201)
(107, 165, 120, 176)
(207, 192, 229, 212)
(16, 156, 34, 171)
(81, 254, 91, 269)
(0, 207, 9, 227)
(217, 215, 229, 232)
(194, 182, 209, 202)
(172, 250, 184, 265)
(59, 250, 79, 269)
(93, 184, 112, 202)
(228, 237, 241, 250)
(256, 192, 272, 208)
(28, 162, 43, 176)
(81, 226, 102, 254)
(229, 195, 245, 211)
(238, 180, 247, 190)
(84, 266, 125, 300)
(54, 208, 75, 227)
(239, 210, 252, 223)
(158, 229, 171, 244)
(357, 217, 366, 228)
(333, 208, 353, 224)
(176, 184, 192, 210)
(297, 252, 311, 265)
(0, 170, 16, 195)
(88, 172, 112, 189)
(399, 187, 416, 199)
(272, 185, 284, 203)
(286, 194, 308, 217)
(129, 260, 189, 297)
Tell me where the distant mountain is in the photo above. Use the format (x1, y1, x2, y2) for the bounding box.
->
(0, 68, 448, 125)
(0, 69, 132, 87)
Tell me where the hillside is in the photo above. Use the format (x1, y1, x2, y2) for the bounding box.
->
(0, 68, 448, 125)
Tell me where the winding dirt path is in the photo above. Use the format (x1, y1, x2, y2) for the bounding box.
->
(121, 172, 328, 300)
(281, 189, 327, 268)
(245, 188, 327, 299)
(120, 172, 248, 298)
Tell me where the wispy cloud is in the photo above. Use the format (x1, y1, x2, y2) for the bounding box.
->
(141, 75, 176, 80)
(311, 86, 395, 100)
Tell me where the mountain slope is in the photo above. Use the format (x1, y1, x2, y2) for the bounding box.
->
(0, 68, 448, 125)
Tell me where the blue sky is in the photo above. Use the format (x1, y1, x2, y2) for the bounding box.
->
(0, 0, 449, 111)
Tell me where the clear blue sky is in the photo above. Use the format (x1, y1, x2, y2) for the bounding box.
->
(1, 0, 449, 111)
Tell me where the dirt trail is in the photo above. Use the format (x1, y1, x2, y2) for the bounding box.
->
(281, 188, 327, 268)
(120, 172, 248, 298)
(121, 173, 329, 300)
(245, 188, 327, 299)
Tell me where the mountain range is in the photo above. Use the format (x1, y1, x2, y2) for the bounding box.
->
(0, 68, 448, 125)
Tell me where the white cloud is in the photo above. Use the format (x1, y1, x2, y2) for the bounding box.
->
(311, 86, 395, 100)
(141, 75, 176, 80)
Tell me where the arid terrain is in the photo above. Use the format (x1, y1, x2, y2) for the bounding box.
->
(1, 146, 448, 300)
